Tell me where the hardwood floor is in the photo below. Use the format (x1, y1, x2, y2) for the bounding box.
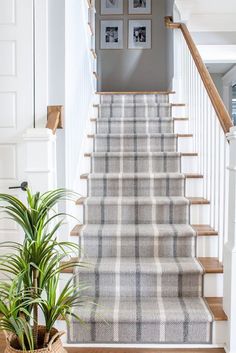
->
(66, 349, 225, 353)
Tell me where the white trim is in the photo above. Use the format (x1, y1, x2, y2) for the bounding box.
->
(34, 0, 48, 128)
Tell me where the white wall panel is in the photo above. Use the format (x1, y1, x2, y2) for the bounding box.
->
(0, 144, 16, 179)
(0, 41, 16, 76)
(0, 0, 15, 25)
(0, 92, 16, 127)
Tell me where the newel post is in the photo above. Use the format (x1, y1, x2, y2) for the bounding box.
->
(224, 126, 236, 353)
(23, 128, 57, 193)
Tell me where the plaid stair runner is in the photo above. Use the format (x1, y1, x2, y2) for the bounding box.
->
(68, 94, 213, 344)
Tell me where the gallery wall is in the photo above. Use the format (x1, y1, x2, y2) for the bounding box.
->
(95, 0, 174, 91)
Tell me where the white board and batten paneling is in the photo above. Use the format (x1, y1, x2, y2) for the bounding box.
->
(0, 0, 34, 243)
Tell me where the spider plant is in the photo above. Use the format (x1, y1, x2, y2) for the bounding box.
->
(0, 188, 86, 351)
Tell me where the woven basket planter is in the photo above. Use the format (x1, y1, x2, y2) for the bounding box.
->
(4, 326, 67, 353)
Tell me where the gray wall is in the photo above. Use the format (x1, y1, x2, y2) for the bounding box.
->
(96, 0, 174, 91)
(210, 73, 223, 98)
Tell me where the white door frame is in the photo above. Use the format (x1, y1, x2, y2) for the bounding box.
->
(34, 0, 48, 128)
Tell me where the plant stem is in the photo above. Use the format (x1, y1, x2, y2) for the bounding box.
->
(43, 330, 50, 348)
(32, 269, 39, 349)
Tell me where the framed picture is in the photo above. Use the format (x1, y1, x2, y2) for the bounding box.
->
(128, 0, 152, 14)
(101, 20, 123, 49)
(101, 0, 123, 15)
(128, 20, 151, 49)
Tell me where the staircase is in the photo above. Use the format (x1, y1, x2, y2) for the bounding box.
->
(63, 93, 227, 346)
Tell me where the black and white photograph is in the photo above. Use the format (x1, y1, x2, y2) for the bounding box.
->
(128, 20, 151, 49)
(128, 0, 151, 14)
(101, 0, 123, 15)
(101, 20, 123, 49)
(105, 26, 119, 43)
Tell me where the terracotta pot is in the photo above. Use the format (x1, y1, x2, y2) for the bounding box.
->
(4, 326, 67, 353)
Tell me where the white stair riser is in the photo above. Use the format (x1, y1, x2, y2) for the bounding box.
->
(185, 178, 203, 197)
(212, 321, 227, 345)
(204, 274, 223, 297)
(174, 120, 189, 134)
(178, 136, 193, 153)
(181, 155, 198, 173)
(171, 106, 186, 117)
(197, 236, 219, 257)
(190, 204, 210, 224)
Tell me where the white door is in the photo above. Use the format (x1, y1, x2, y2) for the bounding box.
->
(0, 0, 34, 243)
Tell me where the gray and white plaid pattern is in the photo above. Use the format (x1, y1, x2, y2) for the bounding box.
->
(79, 224, 196, 258)
(69, 297, 212, 344)
(96, 118, 174, 134)
(100, 94, 169, 104)
(94, 134, 177, 152)
(69, 94, 212, 344)
(83, 197, 189, 225)
(88, 173, 185, 197)
(98, 103, 172, 119)
(91, 152, 181, 173)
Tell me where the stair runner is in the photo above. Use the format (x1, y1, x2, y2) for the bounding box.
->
(68, 94, 213, 344)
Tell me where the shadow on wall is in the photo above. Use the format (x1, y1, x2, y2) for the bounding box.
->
(95, 0, 174, 91)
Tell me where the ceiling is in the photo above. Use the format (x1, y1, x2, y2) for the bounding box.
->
(175, 0, 236, 15)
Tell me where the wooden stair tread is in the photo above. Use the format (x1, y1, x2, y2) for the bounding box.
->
(177, 134, 193, 137)
(188, 197, 210, 205)
(185, 174, 203, 179)
(71, 224, 216, 237)
(71, 224, 84, 236)
(198, 257, 223, 274)
(173, 117, 189, 121)
(90, 49, 97, 59)
(61, 257, 79, 273)
(205, 297, 228, 321)
(93, 71, 99, 80)
(76, 197, 86, 205)
(88, 22, 94, 36)
(62, 257, 223, 274)
(192, 225, 218, 236)
(171, 103, 186, 107)
(80, 173, 89, 179)
(181, 152, 198, 156)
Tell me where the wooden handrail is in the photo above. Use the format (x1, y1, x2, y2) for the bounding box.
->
(165, 16, 233, 134)
(46, 106, 64, 134)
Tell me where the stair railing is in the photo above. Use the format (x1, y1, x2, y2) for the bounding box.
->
(165, 16, 233, 262)
(165, 16, 236, 352)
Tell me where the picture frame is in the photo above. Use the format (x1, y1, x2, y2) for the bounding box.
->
(128, 20, 152, 49)
(101, 0, 124, 15)
(101, 20, 124, 49)
(128, 0, 152, 15)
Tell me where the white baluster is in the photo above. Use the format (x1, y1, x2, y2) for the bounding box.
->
(224, 126, 236, 353)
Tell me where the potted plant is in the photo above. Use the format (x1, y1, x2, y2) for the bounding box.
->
(0, 188, 86, 352)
